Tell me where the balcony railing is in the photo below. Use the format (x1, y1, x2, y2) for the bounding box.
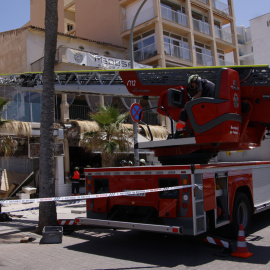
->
(212, 0, 231, 15)
(218, 58, 235, 66)
(193, 18, 211, 35)
(122, 7, 155, 32)
(164, 42, 191, 61)
(196, 52, 213, 66)
(134, 43, 157, 62)
(198, 0, 208, 4)
(215, 28, 233, 43)
(161, 6, 188, 27)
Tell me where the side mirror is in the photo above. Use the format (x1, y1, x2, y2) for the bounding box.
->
(167, 88, 185, 108)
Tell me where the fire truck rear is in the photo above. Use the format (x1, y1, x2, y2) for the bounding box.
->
(76, 65, 270, 236)
(78, 161, 270, 236)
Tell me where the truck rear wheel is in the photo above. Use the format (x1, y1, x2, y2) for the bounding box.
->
(232, 192, 252, 237)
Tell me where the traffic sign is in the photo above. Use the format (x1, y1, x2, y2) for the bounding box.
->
(130, 103, 143, 123)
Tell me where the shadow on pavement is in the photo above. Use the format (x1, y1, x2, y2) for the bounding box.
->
(0, 218, 38, 230)
(64, 208, 270, 269)
(63, 228, 269, 268)
(66, 230, 211, 268)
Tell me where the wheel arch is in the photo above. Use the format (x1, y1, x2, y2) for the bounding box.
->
(231, 187, 254, 236)
(230, 185, 254, 219)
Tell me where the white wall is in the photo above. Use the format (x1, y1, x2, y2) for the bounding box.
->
(125, 0, 155, 30)
(27, 29, 126, 72)
(217, 137, 270, 162)
(27, 31, 46, 71)
(250, 13, 270, 65)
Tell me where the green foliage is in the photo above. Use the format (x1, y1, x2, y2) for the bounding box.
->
(0, 97, 17, 156)
(82, 105, 133, 167)
(0, 97, 10, 126)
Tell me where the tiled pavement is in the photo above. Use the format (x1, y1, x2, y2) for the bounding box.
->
(1, 201, 270, 270)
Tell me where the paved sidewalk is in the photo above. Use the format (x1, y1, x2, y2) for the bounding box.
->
(0, 200, 86, 240)
(1, 201, 270, 270)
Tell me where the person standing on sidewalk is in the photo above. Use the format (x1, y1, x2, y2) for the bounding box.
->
(71, 167, 80, 196)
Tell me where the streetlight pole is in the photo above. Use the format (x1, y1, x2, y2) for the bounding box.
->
(129, 0, 147, 166)
(129, 0, 147, 69)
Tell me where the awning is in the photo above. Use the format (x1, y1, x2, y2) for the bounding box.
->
(69, 120, 169, 142)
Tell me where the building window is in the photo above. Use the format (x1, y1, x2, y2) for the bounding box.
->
(217, 49, 226, 66)
(163, 31, 190, 61)
(267, 21, 270, 27)
(195, 41, 213, 66)
(133, 30, 157, 62)
(67, 24, 74, 32)
(161, 1, 187, 26)
(192, 11, 210, 35)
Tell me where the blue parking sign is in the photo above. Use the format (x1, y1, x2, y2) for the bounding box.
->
(130, 103, 143, 123)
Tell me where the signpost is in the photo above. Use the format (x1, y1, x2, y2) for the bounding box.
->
(130, 103, 143, 123)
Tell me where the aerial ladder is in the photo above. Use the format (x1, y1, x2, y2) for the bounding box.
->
(1, 65, 270, 164)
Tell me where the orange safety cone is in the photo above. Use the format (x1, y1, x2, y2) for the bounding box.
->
(231, 224, 253, 258)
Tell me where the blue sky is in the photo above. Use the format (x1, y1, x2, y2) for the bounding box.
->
(0, 0, 269, 33)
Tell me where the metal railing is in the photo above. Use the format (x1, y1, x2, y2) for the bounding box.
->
(215, 28, 233, 43)
(69, 105, 91, 121)
(196, 52, 213, 66)
(193, 18, 211, 35)
(161, 6, 188, 27)
(2, 102, 160, 126)
(198, 0, 208, 4)
(70, 105, 160, 125)
(122, 7, 155, 32)
(212, 0, 231, 15)
(164, 42, 191, 61)
(218, 58, 235, 66)
(133, 43, 157, 62)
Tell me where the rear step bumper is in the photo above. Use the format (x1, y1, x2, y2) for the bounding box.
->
(75, 218, 183, 234)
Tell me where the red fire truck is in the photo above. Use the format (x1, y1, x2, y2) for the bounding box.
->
(77, 65, 270, 236)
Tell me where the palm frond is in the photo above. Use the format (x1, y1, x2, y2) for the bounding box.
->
(0, 136, 18, 156)
(0, 97, 10, 127)
(83, 105, 131, 166)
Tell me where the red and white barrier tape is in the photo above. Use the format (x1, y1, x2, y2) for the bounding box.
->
(0, 184, 202, 204)
(58, 219, 80, 226)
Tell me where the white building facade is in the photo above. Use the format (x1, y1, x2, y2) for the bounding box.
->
(226, 12, 270, 66)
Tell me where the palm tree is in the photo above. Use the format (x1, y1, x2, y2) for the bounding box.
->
(0, 97, 18, 156)
(82, 105, 133, 167)
(37, 0, 58, 233)
(0, 97, 9, 125)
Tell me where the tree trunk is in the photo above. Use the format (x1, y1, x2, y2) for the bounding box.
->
(101, 152, 115, 167)
(37, 0, 58, 233)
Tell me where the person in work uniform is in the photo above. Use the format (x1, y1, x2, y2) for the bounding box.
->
(120, 160, 127, 167)
(71, 166, 80, 195)
(175, 74, 215, 138)
(139, 159, 146, 166)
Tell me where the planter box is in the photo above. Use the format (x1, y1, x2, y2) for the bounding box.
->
(16, 192, 30, 200)
(40, 226, 63, 244)
(22, 186, 37, 194)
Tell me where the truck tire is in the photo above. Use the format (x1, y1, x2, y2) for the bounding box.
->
(232, 192, 252, 237)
